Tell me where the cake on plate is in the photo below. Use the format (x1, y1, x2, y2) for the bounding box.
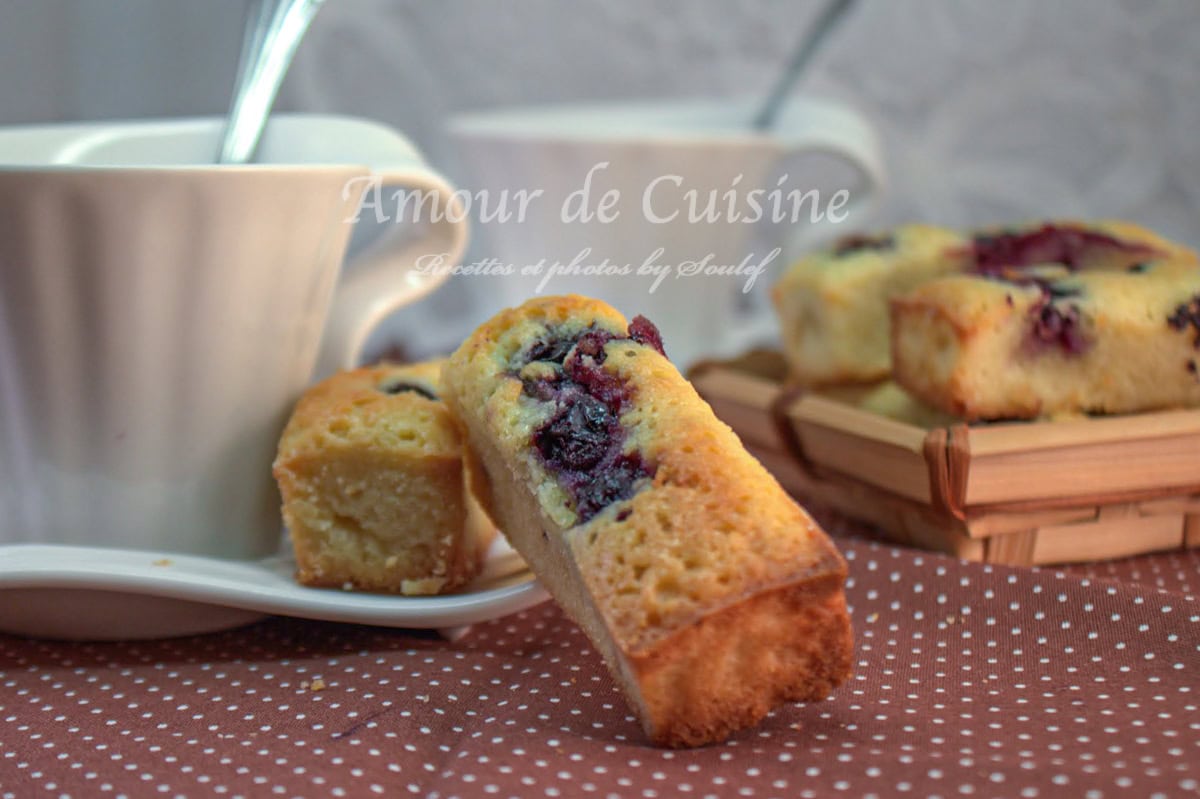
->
(274, 360, 495, 595)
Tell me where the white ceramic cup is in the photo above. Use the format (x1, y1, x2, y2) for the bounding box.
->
(0, 114, 467, 559)
(450, 97, 885, 368)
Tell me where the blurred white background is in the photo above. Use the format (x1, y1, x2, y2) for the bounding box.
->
(2, 0, 1197, 356)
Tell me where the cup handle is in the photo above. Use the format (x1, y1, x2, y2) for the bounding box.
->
(771, 100, 888, 254)
(720, 101, 888, 358)
(314, 167, 469, 378)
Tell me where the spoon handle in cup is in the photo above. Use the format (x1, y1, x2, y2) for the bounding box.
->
(752, 0, 857, 131)
(217, 0, 326, 164)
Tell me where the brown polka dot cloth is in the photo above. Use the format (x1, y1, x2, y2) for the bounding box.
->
(1, 535, 1197, 799)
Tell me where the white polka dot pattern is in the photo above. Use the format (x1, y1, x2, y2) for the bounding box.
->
(1061, 547, 1200, 597)
(0, 538, 1196, 799)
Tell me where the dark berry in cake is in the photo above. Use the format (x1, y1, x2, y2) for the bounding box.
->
(564, 349, 629, 411)
(971, 224, 1159, 275)
(379, 381, 437, 400)
(1028, 302, 1091, 356)
(535, 391, 615, 472)
(833, 233, 895, 257)
(1167, 295, 1200, 348)
(570, 453, 653, 523)
(572, 329, 617, 363)
(519, 330, 590, 367)
(518, 316, 666, 524)
(532, 378, 655, 523)
(628, 315, 666, 357)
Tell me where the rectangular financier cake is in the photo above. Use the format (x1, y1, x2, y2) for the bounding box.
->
(442, 296, 853, 747)
(891, 261, 1200, 420)
(772, 220, 1196, 386)
(773, 223, 968, 384)
(274, 361, 495, 594)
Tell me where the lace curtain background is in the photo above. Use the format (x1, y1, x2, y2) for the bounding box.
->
(1, 0, 1196, 356)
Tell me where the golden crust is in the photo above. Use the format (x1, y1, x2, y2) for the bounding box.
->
(573, 345, 847, 654)
(630, 575, 852, 748)
(274, 361, 495, 594)
(276, 361, 454, 456)
(443, 295, 853, 747)
(772, 224, 966, 385)
(773, 219, 1198, 388)
(890, 262, 1200, 420)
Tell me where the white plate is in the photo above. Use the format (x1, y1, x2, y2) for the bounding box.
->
(0, 538, 547, 641)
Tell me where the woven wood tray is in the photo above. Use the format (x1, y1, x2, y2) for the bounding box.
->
(690, 351, 1200, 566)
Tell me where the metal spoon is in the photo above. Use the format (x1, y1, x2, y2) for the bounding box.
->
(751, 0, 857, 131)
(216, 0, 327, 164)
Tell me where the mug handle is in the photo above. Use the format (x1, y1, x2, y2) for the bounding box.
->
(721, 99, 887, 357)
(314, 164, 468, 378)
(771, 98, 887, 252)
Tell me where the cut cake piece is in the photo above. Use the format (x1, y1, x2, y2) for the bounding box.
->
(274, 360, 495, 594)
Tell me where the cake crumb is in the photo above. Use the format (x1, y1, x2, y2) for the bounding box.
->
(152, 558, 173, 567)
(310, 678, 326, 692)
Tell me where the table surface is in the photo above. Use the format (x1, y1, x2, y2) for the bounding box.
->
(2, 513, 1197, 799)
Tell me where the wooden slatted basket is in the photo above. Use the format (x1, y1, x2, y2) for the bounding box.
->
(690, 351, 1200, 566)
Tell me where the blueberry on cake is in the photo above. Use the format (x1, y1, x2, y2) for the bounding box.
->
(772, 220, 1196, 386)
(273, 361, 496, 594)
(890, 262, 1200, 420)
(963, 219, 1193, 275)
(442, 295, 852, 748)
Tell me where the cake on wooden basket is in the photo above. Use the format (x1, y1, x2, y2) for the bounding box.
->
(891, 261, 1200, 420)
(689, 350, 1200, 568)
(442, 295, 853, 748)
(772, 224, 966, 385)
(718, 217, 1200, 567)
(274, 360, 495, 595)
(772, 219, 1196, 387)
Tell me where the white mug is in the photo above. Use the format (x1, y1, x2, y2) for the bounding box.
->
(0, 114, 467, 559)
(450, 97, 885, 368)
